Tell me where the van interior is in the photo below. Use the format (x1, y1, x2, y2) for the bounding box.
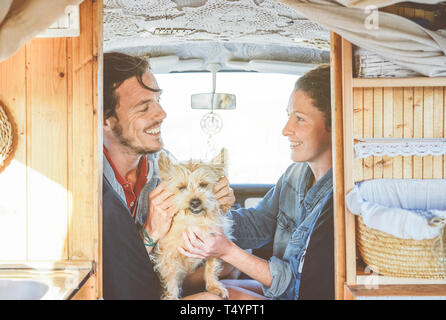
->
(0, 0, 446, 300)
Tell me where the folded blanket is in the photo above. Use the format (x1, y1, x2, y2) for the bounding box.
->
(346, 179, 446, 240)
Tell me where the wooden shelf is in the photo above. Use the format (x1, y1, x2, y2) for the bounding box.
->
(352, 77, 446, 88)
(355, 260, 446, 286)
(345, 284, 446, 300)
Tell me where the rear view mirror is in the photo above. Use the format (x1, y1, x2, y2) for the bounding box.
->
(191, 93, 236, 110)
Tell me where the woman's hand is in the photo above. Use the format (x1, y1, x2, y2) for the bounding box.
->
(178, 226, 234, 260)
(145, 182, 177, 242)
(179, 226, 273, 288)
(214, 177, 235, 213)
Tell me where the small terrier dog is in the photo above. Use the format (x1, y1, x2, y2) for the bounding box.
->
(152, 148, 233, 300)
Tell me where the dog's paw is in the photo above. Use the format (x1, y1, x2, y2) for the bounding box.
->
(208, 284, 229, 300)
(161, 294, 180, 300)
(161, 290, 180, 300)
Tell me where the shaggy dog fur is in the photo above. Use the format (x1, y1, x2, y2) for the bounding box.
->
(152, 149, 233, 300)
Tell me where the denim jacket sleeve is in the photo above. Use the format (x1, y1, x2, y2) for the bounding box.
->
(228, 174, 284, 250)
(263, 256, 295, 299)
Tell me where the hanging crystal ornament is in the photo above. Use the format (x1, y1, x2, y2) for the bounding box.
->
(201, 92, 222, 158)
(200, 111, 223, 135)
(202, 64, 222, 158)
(200, 88, 223, 135)
(191, 63, 235, 158)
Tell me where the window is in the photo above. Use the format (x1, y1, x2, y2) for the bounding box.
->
(156, 72, 298, 184)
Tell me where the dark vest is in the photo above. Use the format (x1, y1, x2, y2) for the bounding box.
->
(102, 177, 161, 299)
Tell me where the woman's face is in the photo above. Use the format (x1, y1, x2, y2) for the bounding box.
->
(282, 90, 332, 166)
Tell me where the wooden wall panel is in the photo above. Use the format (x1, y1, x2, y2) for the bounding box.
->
(403, 88, 414, 178)
(341, 38, 356, 285)
(331, 31, 346, 299)
(69, 0, 96, 261)
(433, 87, 444, 178)
(353, 87, 446, 182)
(373, 88, 383, 179)
(353, 88, 363, 182)
(0, 0, 100, 271)
(423, 87, 434, 179)
(0, 48, 27, 260)
(26, 38, 69, 260)
(393, 88, 403, 178)
(363, 88, 374, 180)
(383, 88, 393, 178)
(413, 87, 423, 179)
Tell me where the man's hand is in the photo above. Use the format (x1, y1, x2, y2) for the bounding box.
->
(214, 177, 235, 213)
(145, 182, 177, 242)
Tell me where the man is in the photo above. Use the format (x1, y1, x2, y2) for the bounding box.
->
(102, 52, 235, 299)
(180, 64, 334, 300)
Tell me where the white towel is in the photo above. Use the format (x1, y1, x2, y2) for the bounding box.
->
(346, 179, 446, 240)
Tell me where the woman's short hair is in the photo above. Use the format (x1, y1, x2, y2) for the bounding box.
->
(294, 64, 331, 130)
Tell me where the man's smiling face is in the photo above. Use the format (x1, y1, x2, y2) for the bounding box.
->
(106, 71, 167, 155)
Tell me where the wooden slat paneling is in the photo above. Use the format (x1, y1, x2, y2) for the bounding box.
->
(0, 1, 100, 270)
(93, 0, 103, 300)
(403, 88, 414, 179)
(373, 88, 383, 179)
(26, 38, 69, 260)
(0, 47, 27, 260)
(383, 88, 393, 178)
(353, 87, 446, 182)
(0, 0, 101, 298)
(352, 77, 446, 88)
(341, 39, 356, 285)
(423, 87, 434, 179)
(353, 88, 363, 182)
(393, 88, 403, 179)
(363, 88, 374, 181)
(330, 31, 346, 300)
(413, 87, 424, 179)
(69, 0, 95, 261)
(432, 87, 443, 178)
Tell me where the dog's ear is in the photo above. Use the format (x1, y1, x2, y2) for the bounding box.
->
(211, 148, 227, 166)
(157, 151, 172, 174)
(211, 148, 228, 176)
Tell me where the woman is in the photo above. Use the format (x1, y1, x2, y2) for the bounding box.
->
(179, 64, 335, 300)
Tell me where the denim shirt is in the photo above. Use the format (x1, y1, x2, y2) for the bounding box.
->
(228, 162, 333, 300)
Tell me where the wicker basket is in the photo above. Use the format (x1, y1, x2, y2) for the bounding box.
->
(0, 103, 13, 168)
(356, 216, 446, 279)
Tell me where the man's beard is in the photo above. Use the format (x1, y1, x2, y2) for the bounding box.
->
(112, 120, 162, 155)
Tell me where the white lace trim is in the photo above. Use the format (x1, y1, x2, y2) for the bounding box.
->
(354, 138, 446, 159)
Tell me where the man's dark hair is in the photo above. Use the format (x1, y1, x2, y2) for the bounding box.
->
(103, 52, 160, 120)
(294, 64, 331, 130)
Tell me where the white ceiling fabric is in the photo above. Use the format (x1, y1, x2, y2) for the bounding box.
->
(277, 0, 446, 76)
(103, 0, 331, 69)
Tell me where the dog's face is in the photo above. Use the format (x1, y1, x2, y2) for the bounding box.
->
(157, 149, 227, 219)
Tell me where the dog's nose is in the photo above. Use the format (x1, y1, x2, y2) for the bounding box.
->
(190, 198, 202, 209)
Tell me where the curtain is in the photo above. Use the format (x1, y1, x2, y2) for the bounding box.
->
(0, 0, 83, 62)
(336, 0, 443, 9)
(278, 0, 446, 77)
